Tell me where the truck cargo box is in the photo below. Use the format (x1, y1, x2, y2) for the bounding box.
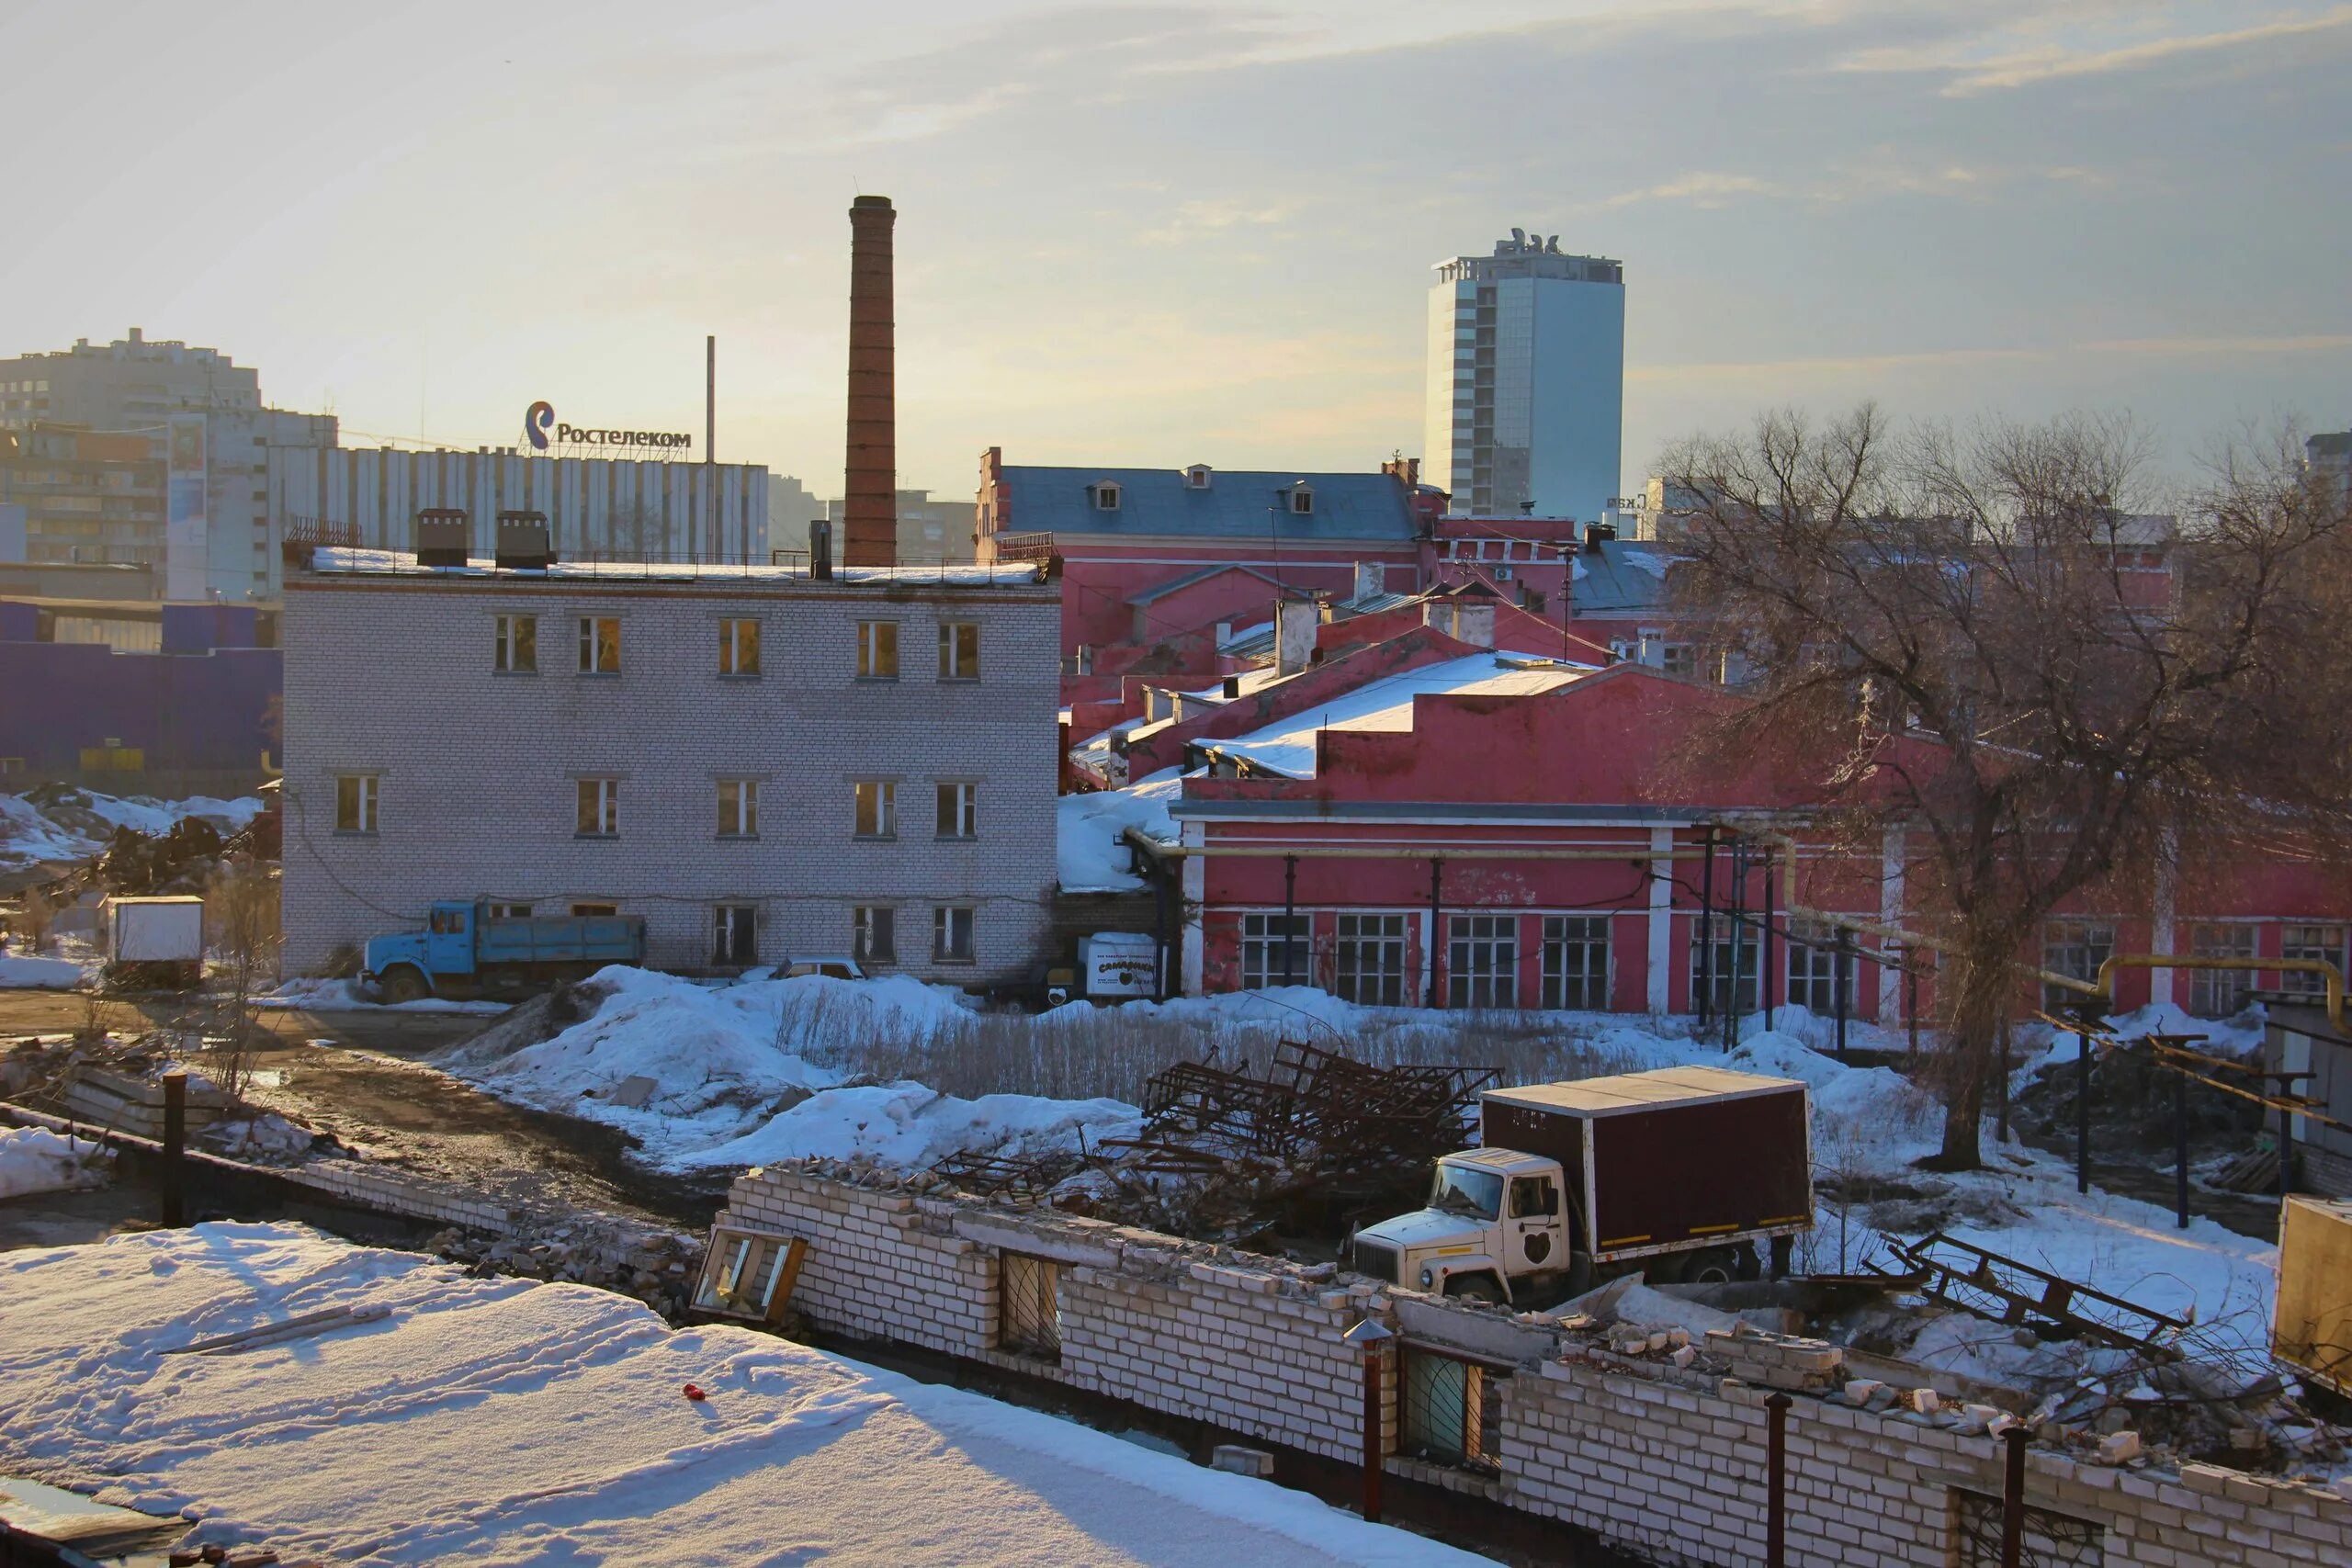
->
(1482, 1066, 1812, 1262)
(2275, 1194, 2352, 1399)
(107, 897, 206, 964)
(475, 912, 645, 968)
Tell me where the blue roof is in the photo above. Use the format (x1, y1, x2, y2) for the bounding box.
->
(1572, 539, 1678, 615)
(1003, 466, 1418, 542)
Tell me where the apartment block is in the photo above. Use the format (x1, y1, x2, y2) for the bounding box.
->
(280, 550, 1060, 984)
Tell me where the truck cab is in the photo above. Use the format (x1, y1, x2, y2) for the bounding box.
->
(364, 901, 479, 1001)
(1351, 1148, 1573, 1304)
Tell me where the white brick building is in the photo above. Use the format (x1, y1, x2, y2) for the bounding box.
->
(280, 550, 1060, 984)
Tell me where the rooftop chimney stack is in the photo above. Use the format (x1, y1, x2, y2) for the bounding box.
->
(843, 196, 898, 567)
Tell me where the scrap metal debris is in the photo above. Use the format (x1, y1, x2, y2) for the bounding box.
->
(1876, 1230, 2190, 1357)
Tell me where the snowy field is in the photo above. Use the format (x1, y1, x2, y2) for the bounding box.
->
(426, 966, 2285, 1391)
(0, 1224, 1490, 1568)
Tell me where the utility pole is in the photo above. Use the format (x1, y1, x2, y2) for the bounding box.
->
(705, 334, 718, 561)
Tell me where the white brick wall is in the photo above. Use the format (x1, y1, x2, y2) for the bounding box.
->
(280, 570, 1060, 981)
(728, 1163, 2352, 1568)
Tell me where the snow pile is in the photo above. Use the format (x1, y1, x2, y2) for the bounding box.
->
(0, 952, 85, 989)
(202, 1112, 316, 1163)
(1057, 769, 1182, 892)
(0, 1125, 108, 1198)
(676, 1082, 1141, 1173)
(0, 788, 262, 873)
(256, 977, 508, 1015)
(435, 967, 1000, 1170)
(0, 1224, 1487, 1567)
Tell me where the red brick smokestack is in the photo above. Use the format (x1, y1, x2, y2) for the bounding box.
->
(843, 195, 897, 567)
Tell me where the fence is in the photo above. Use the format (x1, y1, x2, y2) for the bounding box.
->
(714, 1159, 2352, 1568)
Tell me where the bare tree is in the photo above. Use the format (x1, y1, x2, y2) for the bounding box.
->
(1658, 407, 2351, 1168)
(205, 852, 282, 1100)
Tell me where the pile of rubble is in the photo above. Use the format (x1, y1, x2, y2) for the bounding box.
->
(422, 1220, 704, 1320)
(930, 1038, 1498, 1244)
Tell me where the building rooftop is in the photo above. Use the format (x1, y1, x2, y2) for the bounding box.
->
(999, 465, 1418, 542)
(297, 547, 1051, 592)
(1570, 540, 1678, 615)
(1198, 652, 1591, 778)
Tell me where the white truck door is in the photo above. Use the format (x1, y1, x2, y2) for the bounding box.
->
(1506, 1172, 1567, 1274)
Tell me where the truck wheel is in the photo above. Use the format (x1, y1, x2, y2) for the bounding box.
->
(1445, 1274, 1504, 1304)
(1679, 1247, 1743, 1286)
(379, 966, 428, 1004)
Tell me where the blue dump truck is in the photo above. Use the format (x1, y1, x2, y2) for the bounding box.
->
(364, 901, 647, 1001)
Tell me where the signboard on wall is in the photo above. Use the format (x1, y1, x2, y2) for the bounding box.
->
(164, 412, 209, 601)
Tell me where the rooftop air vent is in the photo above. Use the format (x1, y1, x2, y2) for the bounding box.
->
(414, 508, 470, 568)
(494, 510, 553, 570)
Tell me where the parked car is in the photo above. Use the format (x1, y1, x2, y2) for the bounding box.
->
(782, 956, 866, 981)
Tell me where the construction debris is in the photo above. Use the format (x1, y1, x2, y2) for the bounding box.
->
(925, 1038, 1498, 1242)
(1877, 1230, 2191, 1355)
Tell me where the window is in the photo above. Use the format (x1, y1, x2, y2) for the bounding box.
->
(571, 902, 618, 918)
(1660, 643, 1698, 679)
(2281, 924, 2347, 998)
(1240, 913, 1309, 990)
(2042, 920, 2115, 1012)
(1091, 481, 1121, 511)
(718, 618, 761, 676)
(1540, 916, 1610, 1010)
(1185, 465, 1212, 490)
(934, 905, 976, 964)
(2188, 922, 2257, 1018)
(938, 621, 979, 680)
(1447, 915, 1518, 1009)
(1399, 1349, 1499, 1470)
(1289, 486, 1314, 514)
(1785, 919, 1860, 1016)
(334, 773, 378, 834)
(578, 616, 619, 674)
(713, 904, 758, 965)
(487, 902, 533, 919)
(1509, 1174, 1558, 1220)
(576, 777, 619, 837)
(1334, 913, 1408, 1007)
(693, 1229, 801, 1320)
(855, 620, 898, 679)
(718, 778, 758, 838)
(1692, 927, 1760, 1017)
(935, 781, 977, 840)
(494, 614, 537, 673)
(853, 780, 896, 839)
(999, 1252, 1061, 1360)
(854, 906, 897, 964)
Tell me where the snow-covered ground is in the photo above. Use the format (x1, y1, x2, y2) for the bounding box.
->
(0, 1124, 108, 1199)
(434, 968, 1144, 1173)
(0, 1224, 1490, 1567)
(0, 952, 85, 989)
(431, 965, 2284, 1391)
(1057, 769, 1182, 892)
(255, 977, 509, 1015)
(0, 789, 261, 874)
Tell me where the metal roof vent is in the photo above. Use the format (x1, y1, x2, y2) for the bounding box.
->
(414, 508, 469, 568)
(494, 510, 553, 570)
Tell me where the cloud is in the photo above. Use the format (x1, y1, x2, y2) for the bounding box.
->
(1603, 172, 1782, 209)
(1136, 199, 1295, 243)
(1830, 3, 2352, 96)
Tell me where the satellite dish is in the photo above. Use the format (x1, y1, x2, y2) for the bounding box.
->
(1510, 227, 1526, 246)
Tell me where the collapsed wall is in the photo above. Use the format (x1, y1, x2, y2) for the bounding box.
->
(718, 1160, 2352, 1568)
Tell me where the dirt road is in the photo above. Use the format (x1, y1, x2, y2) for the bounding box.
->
(0, 989, 723, 1227)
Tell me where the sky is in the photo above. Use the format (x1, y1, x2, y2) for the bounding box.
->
(2, 0, 2346, 502)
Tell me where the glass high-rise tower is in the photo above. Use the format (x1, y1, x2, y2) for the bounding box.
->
(1422, 231, 1623, 520)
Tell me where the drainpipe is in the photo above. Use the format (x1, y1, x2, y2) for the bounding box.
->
(1426, 859, 1443, 1009)
(1698, 828, 1716, 1032)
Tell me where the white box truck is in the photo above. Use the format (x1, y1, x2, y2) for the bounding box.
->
(106, 896, 206, 990)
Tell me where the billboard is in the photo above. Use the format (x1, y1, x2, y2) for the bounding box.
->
(164, 412, 209, 601)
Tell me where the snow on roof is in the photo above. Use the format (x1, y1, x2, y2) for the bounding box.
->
(304, 547, 1045, 590)
(1201, 654, 1590, 778)
(0, 1224, 1487, 1567)
(1058, 769, 1182, 892)
(1487, 1065, 1803, 1117)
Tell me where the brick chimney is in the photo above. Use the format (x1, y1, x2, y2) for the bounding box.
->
(843, 196, 898, 567)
